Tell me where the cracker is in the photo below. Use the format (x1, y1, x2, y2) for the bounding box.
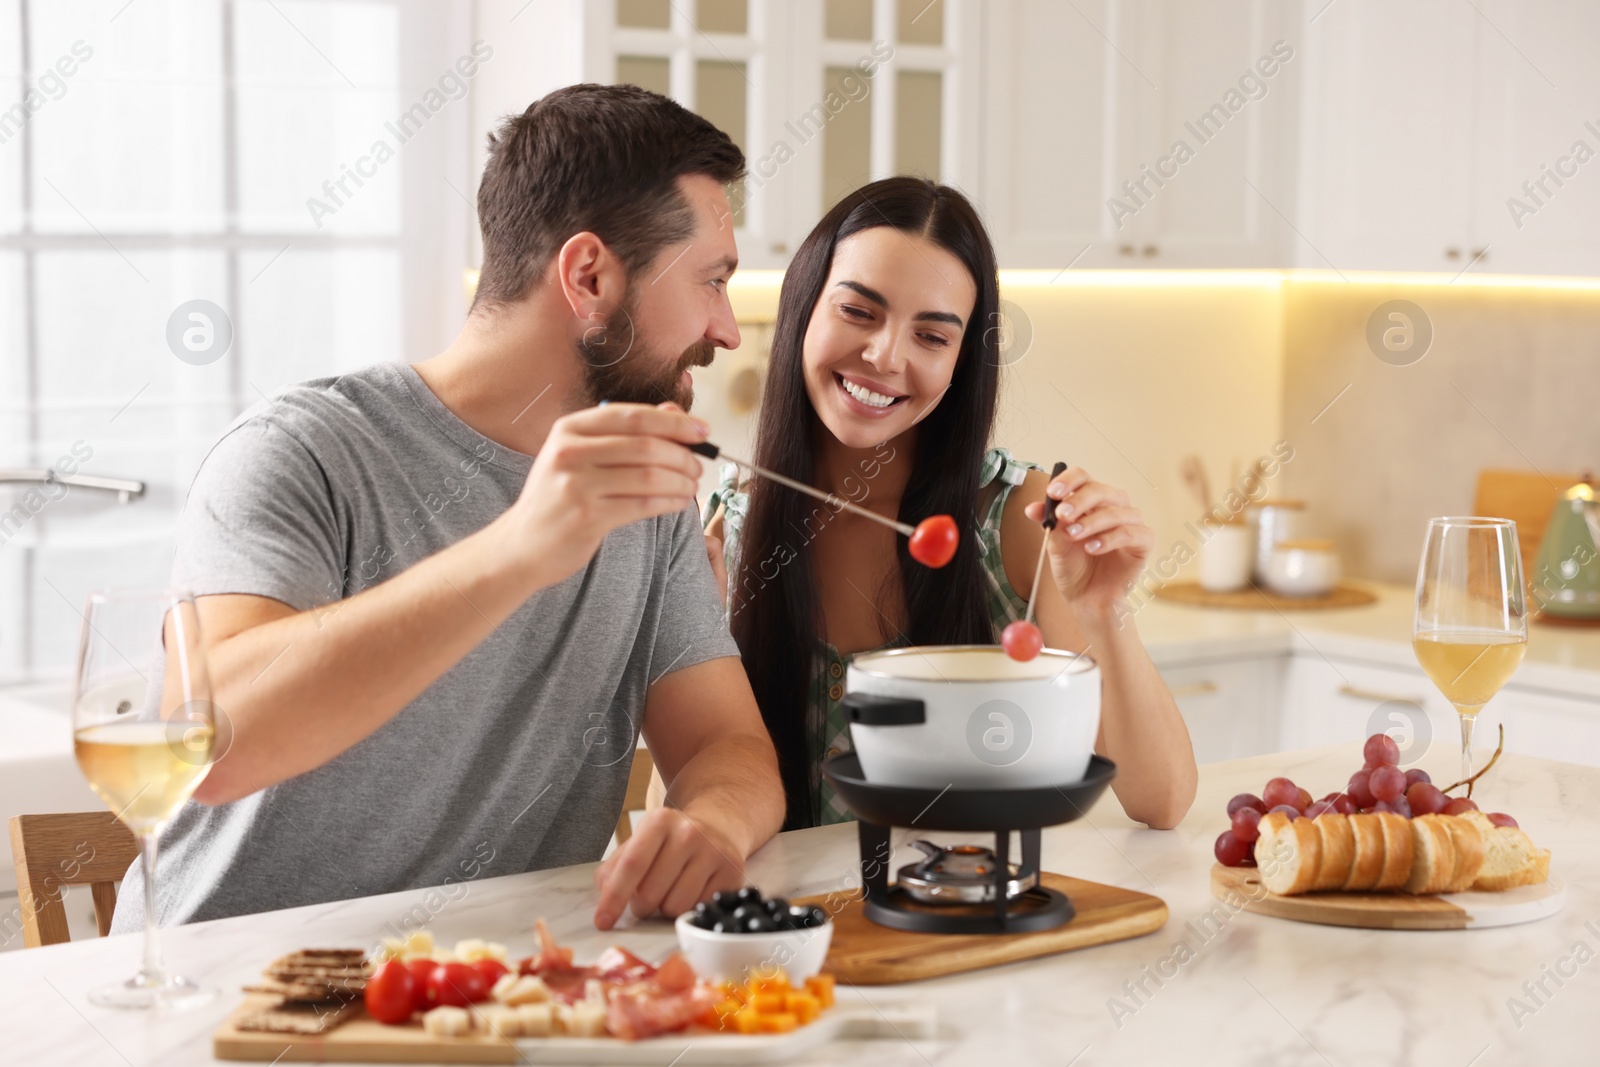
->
(236, 998, 359, 1035)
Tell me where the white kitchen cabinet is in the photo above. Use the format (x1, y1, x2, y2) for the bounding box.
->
(1291, 0, 1479, 273)
(586, 0, 983, 270)
(1467, 0, 1600, 276)
(1157, 653, 1286, 764)
(1282, 652, 1600, 769)
(981, 0, 1298, 268)
(1474, 686, 1600, 771)
(1292, 0, 1600, 276)
(1281, 653, 1453, 757)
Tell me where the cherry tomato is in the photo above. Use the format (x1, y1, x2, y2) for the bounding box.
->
(404, 958, 437, 1013)
(470, 958, 509, 991)
(426, 961, 488, 1008)
(908, 515, 958, 568)
(364, 960, 417, 1026)
(1001, 620, 1043, 662)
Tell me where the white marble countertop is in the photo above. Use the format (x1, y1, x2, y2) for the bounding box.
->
(2, 742, 1595, 1066)
(1137, 581, 1600, 699)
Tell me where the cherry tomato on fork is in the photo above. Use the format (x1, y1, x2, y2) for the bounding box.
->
(1001, 620, 1044, 662)
(908, 515, 959, 568)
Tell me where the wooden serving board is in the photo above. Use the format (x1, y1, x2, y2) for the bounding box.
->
(793, 873, 1168, 985)
(1211, 864, 1567, 930)
(214, 992, 935, 1065)
(1154, 581, 1378, 611)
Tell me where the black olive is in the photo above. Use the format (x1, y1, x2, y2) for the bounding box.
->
(729, 904, 762, 924)
(712, 890, 743, 911)
(743, 915, 776, 934)
(710, 918, 737, 933)
(763, 897, 789, 916)
(805, 906, 829, 928)
(735, 886, 763, 905)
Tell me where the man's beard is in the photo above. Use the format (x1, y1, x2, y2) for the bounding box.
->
(577, 295, 716, 411)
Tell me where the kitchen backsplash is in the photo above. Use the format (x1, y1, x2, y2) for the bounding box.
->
(1277, 278, 1600, 585)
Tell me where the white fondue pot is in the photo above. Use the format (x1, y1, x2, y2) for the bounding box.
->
(843, 645, 1101, 790)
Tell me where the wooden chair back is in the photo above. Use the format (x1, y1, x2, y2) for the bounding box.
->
(8, 812, 138, 948)
(614, 748, 655, 846)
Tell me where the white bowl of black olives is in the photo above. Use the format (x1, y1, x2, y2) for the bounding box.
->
(675, 887, 833, 983)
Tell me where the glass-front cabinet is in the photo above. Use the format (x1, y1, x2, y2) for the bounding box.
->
(585, 0, 983, 269)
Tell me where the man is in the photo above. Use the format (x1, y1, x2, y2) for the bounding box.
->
(111, 84, 784, 934)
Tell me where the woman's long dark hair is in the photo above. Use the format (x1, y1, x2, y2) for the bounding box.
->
(729, 177, 1003, 829)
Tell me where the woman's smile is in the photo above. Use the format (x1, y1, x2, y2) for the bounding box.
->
(834, 372, 909, 414)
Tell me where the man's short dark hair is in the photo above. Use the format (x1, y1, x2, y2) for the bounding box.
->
(473, 83, 745, 311)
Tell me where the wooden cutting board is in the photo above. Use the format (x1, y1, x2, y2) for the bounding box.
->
(1153, 581, 1378, 611)
(1211, 864, 1566, 930)
(214, 993, 935, 1064)
(793, 873, 1168, 985)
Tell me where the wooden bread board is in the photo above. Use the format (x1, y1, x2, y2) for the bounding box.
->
(215, 992, 936, 1064)
(1154, 581, 1377, 611)
(1211, 863, 1566, 930)
(793, 873, 1168, 985)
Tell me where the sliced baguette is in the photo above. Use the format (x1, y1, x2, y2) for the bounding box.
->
(1461, 812, 1550, 891)
(1255, 812, 1323, 896)
(1440, 815, 1488, 892)
(1342, 813, 1386, 891)
(1405, 814, 1457, 895)
(1312, 813, 1357, 891)
(1373, 812, 1415, 891)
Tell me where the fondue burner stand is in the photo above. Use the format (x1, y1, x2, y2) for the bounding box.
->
(822, 751, 1118, 936)
(857, 823, 1072, 934)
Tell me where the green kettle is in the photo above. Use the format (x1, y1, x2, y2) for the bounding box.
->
(1531, 472, 1600, 620)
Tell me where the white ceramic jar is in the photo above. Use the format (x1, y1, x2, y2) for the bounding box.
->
(1247, 500, 1306, 583)
(1264, 539, 1341, 597)
(1199, 519, 1253, 592)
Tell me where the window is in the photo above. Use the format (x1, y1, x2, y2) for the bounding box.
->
(0, 0, 471, 682)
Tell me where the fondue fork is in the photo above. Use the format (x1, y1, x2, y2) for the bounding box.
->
(1024, 461, 1069, 624)
(687, 440, 917, 536)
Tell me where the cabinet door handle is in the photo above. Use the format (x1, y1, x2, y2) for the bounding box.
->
(1169, 680, 1219, 698)
(1337, 685, 1425, 706)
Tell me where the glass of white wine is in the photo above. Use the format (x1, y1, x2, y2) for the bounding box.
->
(73, 589, 216, 1010)
(1413, 518, 1528, 784)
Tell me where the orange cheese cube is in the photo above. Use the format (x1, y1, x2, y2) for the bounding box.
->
(757, 1012, 799, 1034)
(749, 971, 790, 994)
(713, 1000, 744, 1030)
(728, 1008, 761, 1034)
(784, 991, 821, 1025)
(749, 991, 786, 1014)
(804, 974, 835, 1008)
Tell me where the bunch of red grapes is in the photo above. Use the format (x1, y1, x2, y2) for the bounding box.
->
(1214, 733, 1521, 867)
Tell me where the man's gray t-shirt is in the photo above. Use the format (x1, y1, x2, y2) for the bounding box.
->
(111, 361, 739, 930)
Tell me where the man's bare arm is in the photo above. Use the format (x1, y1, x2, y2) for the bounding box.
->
(591, 656, 784, 927)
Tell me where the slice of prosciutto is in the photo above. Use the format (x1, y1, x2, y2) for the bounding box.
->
(517, 921, 713, 1036)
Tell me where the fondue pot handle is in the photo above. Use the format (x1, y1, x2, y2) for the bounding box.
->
(841, 692, 926, 726)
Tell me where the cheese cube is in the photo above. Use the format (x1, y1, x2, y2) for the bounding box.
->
(422, 1005, 470, 1038)
(476, 1005, 521, 1038)
(495, 975, 551, 1006)
(515, 1002, 554, 1037)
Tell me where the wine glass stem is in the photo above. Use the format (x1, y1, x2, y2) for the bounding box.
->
(138, 830, 164, 983)
(1459, 711, 1478, 788)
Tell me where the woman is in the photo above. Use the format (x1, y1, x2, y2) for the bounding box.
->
(705, 177, 1197, 831)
